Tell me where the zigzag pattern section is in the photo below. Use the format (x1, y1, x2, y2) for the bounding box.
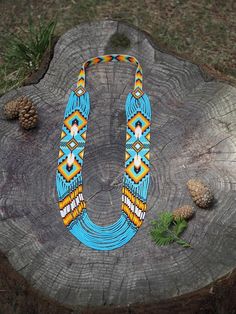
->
(56, 54, 151, 250)
(77, 54, 143, 90)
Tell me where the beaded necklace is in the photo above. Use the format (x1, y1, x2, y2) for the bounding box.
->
(56, 54, 151, 250)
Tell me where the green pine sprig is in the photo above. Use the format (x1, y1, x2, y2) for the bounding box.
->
(150, 212, 191, 248)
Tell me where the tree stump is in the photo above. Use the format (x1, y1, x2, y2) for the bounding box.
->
(0, 20, 235, 309)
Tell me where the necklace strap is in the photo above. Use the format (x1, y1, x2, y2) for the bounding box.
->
(77, 54, 143, 90)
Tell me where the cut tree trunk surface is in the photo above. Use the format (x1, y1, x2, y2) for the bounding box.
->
(0, 21, 235, 309)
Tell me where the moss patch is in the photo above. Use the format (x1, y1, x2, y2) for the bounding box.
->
(105, 32, 130, 54)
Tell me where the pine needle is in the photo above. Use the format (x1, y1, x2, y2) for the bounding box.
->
(150, 211, 191, 248)
(172, 219, 188, 236)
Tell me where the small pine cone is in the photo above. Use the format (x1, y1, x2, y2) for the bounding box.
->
(3, 100, 20, 119)
(187, 179, 213, 208)
(19, 101, 38, 130)
(17, 96, 32, 112)
(173, 205, 194, 220)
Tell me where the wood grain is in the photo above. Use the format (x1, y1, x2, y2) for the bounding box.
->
(0, 20, 235, 308)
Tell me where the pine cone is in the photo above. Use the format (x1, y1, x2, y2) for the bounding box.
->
(3, 100, 20, 119)
(187, 179, 213, 208)
(19, 100, 38, 130)
(173, 205, 194, 221)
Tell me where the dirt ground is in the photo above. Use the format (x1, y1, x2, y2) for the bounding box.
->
(0, 0, 235, 95)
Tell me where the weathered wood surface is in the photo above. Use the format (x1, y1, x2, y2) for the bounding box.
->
(0, 20, 236, 309)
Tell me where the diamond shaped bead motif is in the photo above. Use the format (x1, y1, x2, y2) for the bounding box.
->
(66, 138, 79, 151)
(74, 86, 86, 97)
(132, 140, 143, 153)
(132, 87, 144, 99)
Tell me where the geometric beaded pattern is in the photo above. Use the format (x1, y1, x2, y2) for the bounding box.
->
(77, 54, 143, 90)
(56, 54, 151, 250)
(57, 87, 150, 229)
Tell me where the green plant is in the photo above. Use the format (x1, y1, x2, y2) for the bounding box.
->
(150, 211, 191, 248)
(2, 18, 56, 89)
